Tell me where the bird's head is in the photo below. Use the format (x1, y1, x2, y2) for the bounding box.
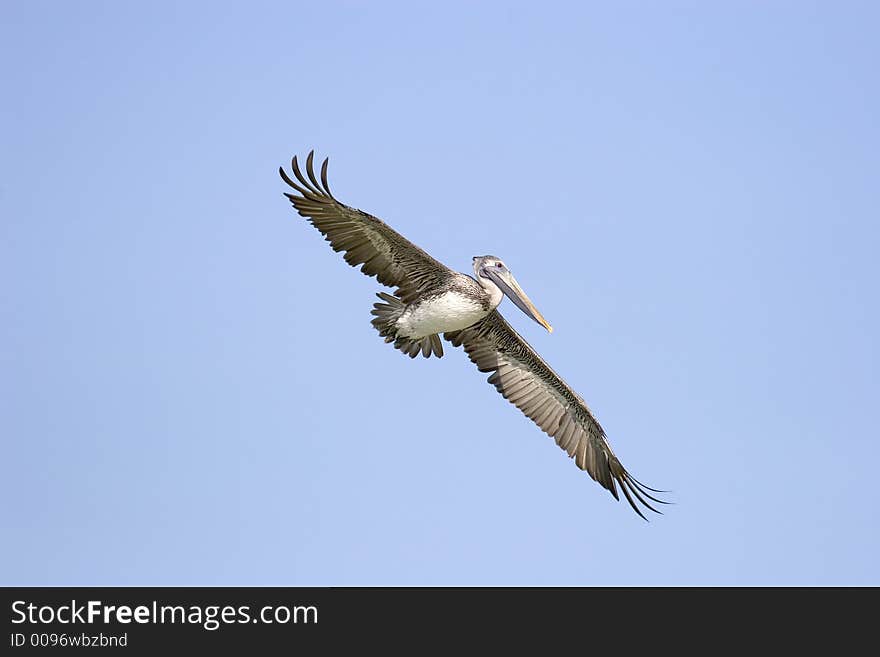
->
(473, 255, 553, 333)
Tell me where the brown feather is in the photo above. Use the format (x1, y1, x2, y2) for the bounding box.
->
(445, 311, 668, 520)
(280, 151, 452, 304)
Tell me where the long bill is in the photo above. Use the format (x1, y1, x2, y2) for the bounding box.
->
(486, 268, 553, 333)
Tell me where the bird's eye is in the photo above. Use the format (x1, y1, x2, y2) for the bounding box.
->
(496, 262, 503, 268)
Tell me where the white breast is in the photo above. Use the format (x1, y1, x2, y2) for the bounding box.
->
(396, 292, 489, 338)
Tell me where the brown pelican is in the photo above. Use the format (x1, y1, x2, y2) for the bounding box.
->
(280, 152, 667, 519)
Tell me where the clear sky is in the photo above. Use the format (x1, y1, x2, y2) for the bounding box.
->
(2, 1, 878, 586)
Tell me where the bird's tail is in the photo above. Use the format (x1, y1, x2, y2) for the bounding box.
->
(370, 292, 444, 359)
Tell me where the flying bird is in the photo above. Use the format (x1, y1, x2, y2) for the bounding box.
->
(280, 152, 667, 519)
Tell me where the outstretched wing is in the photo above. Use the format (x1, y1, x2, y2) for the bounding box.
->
(446, 311, 667, 520)
(280, 151, 452, 303)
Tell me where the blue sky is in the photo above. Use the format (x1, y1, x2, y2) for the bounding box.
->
(2, 1, 878, 585)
